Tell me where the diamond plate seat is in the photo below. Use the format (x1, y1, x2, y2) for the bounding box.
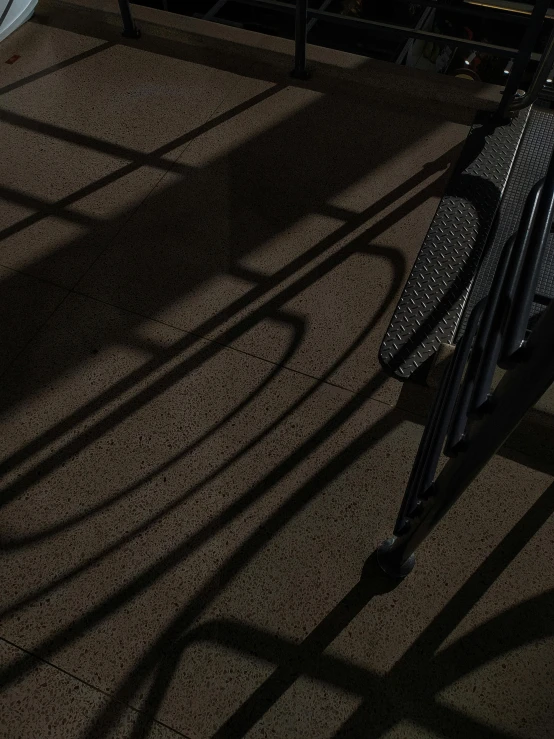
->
(379, 107, 534, 381)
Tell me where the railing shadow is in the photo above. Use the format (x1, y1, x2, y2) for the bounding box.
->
(0, 257, 403, 627)
(120, 477, 554, 739)
(0, 157, 451, 512)
(0, 22, 501, 739)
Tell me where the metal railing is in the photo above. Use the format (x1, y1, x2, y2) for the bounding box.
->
(116, 0, 554, 117)
(508, 25, 554, 112)
(377, 142, 554, 578)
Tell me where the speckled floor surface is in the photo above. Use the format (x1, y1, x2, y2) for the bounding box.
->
(1, 15, 553, 739)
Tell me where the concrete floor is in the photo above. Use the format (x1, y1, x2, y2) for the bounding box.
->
(1, 13, 553, 739)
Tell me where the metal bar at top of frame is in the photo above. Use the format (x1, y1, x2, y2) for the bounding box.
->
(307, 0, 333, 34)
(240, 0, 533, 24)
(237, 0, 523, 59)
(467, 0, 554, 20)
(392, 0, 532, 23)
(308, 8, 528, 59)
(204, 0, 229, 21)
(291, 0, 308, 79)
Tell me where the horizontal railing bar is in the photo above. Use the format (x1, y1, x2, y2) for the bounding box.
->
(236, 0, 524, 59)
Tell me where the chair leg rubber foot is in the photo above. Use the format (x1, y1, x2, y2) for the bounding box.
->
(376, 538, 416, 579)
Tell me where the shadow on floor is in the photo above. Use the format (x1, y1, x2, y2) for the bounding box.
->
(0, 52, 462, 514)
(2, 18, 543, 739)
(76, 475, 554, 739)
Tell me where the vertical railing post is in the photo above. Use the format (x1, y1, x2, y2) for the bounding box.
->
(377, 144, 554, 579)
(377, 301, 554, 578)
(497, 0, 550, 118)
(118, 0, 141, 38)
(291, 0, 309, 80)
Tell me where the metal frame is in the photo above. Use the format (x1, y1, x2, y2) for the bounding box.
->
(495, 0, 552, 117)
(116, 0, 552, 116)
(291, 0, 308, 79)
(377, 141, 554, 579)
(395, 6, 435, 67)
(506, 22, 554, 113)
(379, 107, 530, 381)
(117, 0, 140, 38)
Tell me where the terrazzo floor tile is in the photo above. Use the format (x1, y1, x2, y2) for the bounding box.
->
(0, 292, 553, 738)
(0, 265, 68, 375)
(0, 23, 106, 93)
(0, 638, 186, 738)
(150, 454, 554, 739)
(77, 85, 468, 407)
(0, 26, 273, 287)
(2, 16, 553, 739)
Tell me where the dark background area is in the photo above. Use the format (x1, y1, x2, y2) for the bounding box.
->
(131, 1, 553, 84)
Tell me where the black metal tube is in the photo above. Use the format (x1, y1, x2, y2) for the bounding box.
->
(204, 0, 229, 20)
(449, 180, 546, 443)
(239, 0, 530, 24)
(497, 0, 551, 118)
(502, 151, 554, 362)
(508, 27, 554, 112)
(307, 0, 333, 34)
(470, 235, 517, 411)
(472, 182, 543, 407)
(380, 296, 554, 574)
(291, 0, 309, 80)
(446, 237, 517, 454)
(307, 8, 519, 58)
(117, 0, 140, 38)
(499, 181, 543, 321)
(394, 302, 485, 534)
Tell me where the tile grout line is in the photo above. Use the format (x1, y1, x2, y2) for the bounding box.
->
(0, 39, 115, 96)
(68, 281, 402, 413)
(0, 86, 237, 385)
(0, 287, 73, 385)
(0, 634, 193, 739)
(0, 72, 416, 415)
(0, 262, 402, 417)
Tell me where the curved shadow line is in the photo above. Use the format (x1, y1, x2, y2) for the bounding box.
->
(0, 142, 449, 731)
(428, 587, 554, 687)
(0, 309, 306, 550)
(383, 173, 503, 376)
(77, 405, 400, 739)
(1, 227, 407, 547)
(0, 147, 451, 489)
(0, 232, 406, 705)
(0, 188, 413, 514)
(1, 240, 403, 622)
